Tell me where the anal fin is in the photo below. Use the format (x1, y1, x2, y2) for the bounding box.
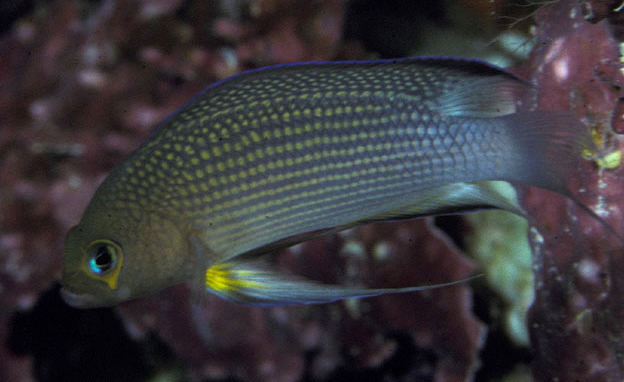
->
(356, 180, 525, 225)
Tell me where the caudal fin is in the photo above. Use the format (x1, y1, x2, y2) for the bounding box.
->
(501, 110, 594, 195)
(502, 110, 623, 242)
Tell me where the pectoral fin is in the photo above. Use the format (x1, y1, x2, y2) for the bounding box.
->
(205, 260, 479, 306)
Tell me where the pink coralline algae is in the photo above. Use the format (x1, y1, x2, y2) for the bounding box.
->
(1, 0, 623, 381)
(522, 1, 624, 381)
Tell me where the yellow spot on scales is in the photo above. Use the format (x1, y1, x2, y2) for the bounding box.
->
(205, 161, 405, 224)
(182, 143, 411, 216)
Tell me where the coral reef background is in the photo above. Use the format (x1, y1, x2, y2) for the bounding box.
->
(1, 0, 623, 381)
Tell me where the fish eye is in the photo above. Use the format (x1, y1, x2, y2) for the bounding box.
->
(87, 240, 120, 276)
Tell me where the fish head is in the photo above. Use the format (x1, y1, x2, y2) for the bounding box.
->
(61, 207, 193, 308)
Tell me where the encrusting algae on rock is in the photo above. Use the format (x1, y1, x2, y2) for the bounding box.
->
(61, 57, 604, 308)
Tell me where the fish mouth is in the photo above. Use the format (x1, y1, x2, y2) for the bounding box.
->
(60, 287, 101, 308)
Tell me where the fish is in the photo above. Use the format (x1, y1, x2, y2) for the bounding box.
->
(61, 57, 598, 308)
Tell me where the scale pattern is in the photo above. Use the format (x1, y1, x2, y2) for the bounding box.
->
(92, 59, 518, 256)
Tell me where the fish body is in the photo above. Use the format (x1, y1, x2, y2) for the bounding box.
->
(61, 58, 594, 308)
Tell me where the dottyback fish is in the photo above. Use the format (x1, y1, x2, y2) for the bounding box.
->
(61, 57, 596, 308)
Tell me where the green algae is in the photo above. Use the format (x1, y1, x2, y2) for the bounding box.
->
(465, 208, 534, 346)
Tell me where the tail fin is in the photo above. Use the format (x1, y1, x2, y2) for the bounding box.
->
(501, 110, 595, 196)
(501, 110, 623, 243)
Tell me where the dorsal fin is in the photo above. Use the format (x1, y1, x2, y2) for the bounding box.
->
(437, 75, 529, 118)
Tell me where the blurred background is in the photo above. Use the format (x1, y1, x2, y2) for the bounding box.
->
(1, 1, 623, 381)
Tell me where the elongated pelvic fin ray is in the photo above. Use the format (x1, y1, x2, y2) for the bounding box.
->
(205, 260, 479, 306)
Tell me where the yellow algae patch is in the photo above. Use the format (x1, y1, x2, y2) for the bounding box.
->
(596, 150, 622, 170)
(583, 148, 622, 170)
